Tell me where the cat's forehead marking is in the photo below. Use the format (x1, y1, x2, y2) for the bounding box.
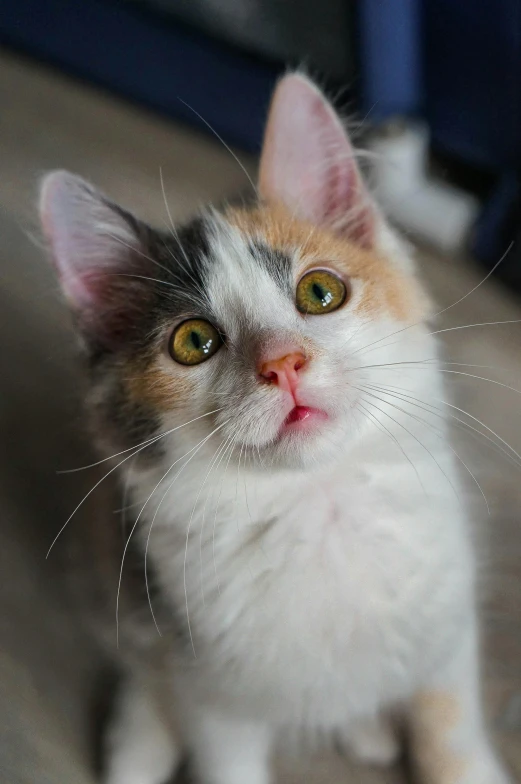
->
(224, 203, 424, 322)
(204, 212, 299, 336)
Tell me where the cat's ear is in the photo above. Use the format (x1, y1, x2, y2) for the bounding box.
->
(259, 73, 376, 247)
(40, 171, 152, 350)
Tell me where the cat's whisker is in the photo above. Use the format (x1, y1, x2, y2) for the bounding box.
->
(241, 452, 255, 528)
(120, 453, 136, 536)
(113, 498, 143, 514)
(144, 422, 230, 617)
(364, 383, 508, 508)
(108, 231, 184, 286)
(47, 425, 191, 558)
(338, 319, 369, 352)
(85, 232, 199, 301)
(356, 317, 521, 358)
(158, 225, 211, 306)
(235, 442, 246, 534)
(364, 381, 521, 472)
(356, 388, 461, 504)
(442, 395, 521, 469)
(177, 98, 257, 196)
(435, 360, 518, 373)
(430, 319, 521, 337)
(159, 166, 205, 284)
(118, 421, 229, 644)
(55, 267, 178, 307)
(358, 385, 490, 514)
(100, 270, 196, 291)
(357, 399, 427, 496)
(58, 408, 223, 472)
(183, 426, 235, 657)
(350, 359, 435, 372)
(350, 241, 514, 358)
(382, 363, 521, 395)
(107, 233, 179, 281)
(198, 435, 235, 607)
(355, 360, 521, 399)
(212, 434, 240, 596)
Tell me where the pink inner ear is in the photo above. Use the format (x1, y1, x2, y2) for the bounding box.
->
(40, 171, 137, 311)
(259, 74, 374, 246)
(40, 171, 148, 348)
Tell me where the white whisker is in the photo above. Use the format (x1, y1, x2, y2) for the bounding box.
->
(58, 408, 222, 472)
(183, 427, 234, 657)
(351, 241, 514, 357)
(361, 385, 490, 513)
(212, 435, 239, 596)
(141, 421, 230, 641)
(177, 98, 257, 195)
(357, 388, 461, 504)
(365, 381, 521, 471)
(198, 436, 234, 607)
(357, 399, 427, 495)
(118, 421, 228, 644)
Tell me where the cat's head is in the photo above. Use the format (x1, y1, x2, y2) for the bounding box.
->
(40, 73, 431, 471)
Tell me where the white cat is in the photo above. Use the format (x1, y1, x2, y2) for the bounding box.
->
(40, 73, 512, 784)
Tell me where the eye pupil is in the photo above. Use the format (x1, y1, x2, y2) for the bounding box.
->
(191, 331, 201, 349)
(312, 283, 324, 301)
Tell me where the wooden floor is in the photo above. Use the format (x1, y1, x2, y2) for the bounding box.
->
(0, 50, 520, 783)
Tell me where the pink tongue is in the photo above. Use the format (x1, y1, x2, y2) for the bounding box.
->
(285, 405, 313, 424)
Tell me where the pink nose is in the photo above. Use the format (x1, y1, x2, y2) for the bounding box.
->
(259, 351, 307, 395)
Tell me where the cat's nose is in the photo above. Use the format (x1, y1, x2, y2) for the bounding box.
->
(259, 351, 307, 395)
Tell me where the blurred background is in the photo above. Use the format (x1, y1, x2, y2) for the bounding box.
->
(0, 1, 520, 782)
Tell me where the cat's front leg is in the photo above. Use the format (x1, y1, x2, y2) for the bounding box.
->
(104, 673, 180, 784)
(408, 623, 512, 784)
(344, 714, 401, 767)
(185, 705, 272, 784)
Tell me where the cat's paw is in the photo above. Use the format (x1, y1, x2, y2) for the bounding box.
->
(458, 753, 513, 784)
(104, 678, 179, 784)
(344, 716, 401, 767)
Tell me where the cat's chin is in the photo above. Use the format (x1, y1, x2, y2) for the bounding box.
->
(259, 413, 346, 470)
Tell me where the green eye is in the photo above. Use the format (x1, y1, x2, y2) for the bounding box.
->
(296, 269, 348, 315)
(169, 319, 222, 365)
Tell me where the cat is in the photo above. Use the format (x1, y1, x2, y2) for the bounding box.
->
(39, 73, 512, 784)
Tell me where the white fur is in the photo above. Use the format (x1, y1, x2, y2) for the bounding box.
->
(105, 676, 179, 784)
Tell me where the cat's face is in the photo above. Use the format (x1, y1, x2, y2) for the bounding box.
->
(40, 74, 431, 471)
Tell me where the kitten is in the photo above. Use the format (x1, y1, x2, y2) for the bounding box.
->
(40, 73, 512, 784)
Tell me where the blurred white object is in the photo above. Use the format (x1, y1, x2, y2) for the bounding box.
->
(369, 120, 479, 254)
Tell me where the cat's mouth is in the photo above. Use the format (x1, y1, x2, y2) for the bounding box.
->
(281, 405, 328, 434)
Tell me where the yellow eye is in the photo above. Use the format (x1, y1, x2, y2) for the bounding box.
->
(296, 269, 348, 315)
(169, 319, 222, 365)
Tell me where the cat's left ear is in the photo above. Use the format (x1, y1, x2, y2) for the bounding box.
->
(259, 73, 377, 247)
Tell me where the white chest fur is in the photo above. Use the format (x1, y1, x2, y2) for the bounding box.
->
(138, 429, 472, 730)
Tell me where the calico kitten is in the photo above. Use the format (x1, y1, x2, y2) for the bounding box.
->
(40, 73, 512, 784)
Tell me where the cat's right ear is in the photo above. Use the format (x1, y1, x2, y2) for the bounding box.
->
(39, 171, 152, 350)
(259, 73, 376, 247)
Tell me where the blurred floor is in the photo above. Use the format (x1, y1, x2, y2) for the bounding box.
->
(0, 50, 520, 783)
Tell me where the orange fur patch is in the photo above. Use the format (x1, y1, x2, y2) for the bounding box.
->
(226, 202, 428, 322)
(125, 356, 195, 413)
(411, 691, 467, 784)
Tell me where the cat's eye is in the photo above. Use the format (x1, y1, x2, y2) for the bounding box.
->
(169, 319, 222, 365)
(296, 269, 348, 315)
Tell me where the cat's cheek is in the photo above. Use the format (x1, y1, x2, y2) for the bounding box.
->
(123, 355, 200, 415)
